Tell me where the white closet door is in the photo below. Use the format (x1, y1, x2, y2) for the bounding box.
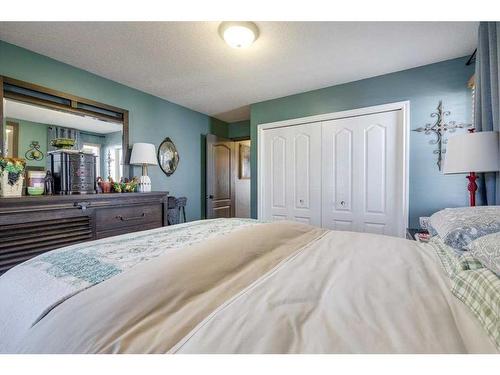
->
(262, 123, 321, 225)
(263, 127, 288, 222)
(322, 110, 402, 236)
(321, 120, 356, 231)
(288, 123, 322, 226)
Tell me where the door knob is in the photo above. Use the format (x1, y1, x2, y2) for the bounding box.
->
(340, 201, 346, 206)
(208, 195, 214, 199)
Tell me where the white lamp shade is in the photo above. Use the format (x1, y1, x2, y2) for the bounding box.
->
(129, 143, 158, 166)
(443, 131, 499, 174)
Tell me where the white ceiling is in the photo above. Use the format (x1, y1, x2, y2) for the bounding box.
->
(0, 22, 478, 122)
(4, 99, 123, 134)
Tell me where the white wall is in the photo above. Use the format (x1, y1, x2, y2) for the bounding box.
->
(235, 140, 251, 218)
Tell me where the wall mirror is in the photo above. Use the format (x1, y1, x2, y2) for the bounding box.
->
(1, 76, 129, 181)
(157, 137, 179, 176)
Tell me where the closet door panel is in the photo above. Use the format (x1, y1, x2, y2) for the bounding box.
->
(261, 123, 320, 225)
(262, 128, 289, 221)
(332, 219, 354, 231)
(271, 135, 287, 209)
(321, 110, 401, 236)
(294, 133, 311, 210)
(364, 124, 386, 214)
(321, 121, 357, 231)
(288, 123, 321, 226)
(363, 222, 385, 235)
(360, 111, 399, 235)
(334, 128, 353, 212)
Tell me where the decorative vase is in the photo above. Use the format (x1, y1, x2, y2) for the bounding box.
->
(97, 177, 112, 193)
(0, 172, 24, 197)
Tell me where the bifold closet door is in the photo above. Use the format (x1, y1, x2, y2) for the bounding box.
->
(321, 110, 402, 236)
(262, 123, 321, 226)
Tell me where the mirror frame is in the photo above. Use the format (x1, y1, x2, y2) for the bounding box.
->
(0, 75, 130, 171)
(157, 137, 180, 177)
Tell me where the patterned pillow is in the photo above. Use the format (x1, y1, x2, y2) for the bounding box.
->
(429, 206, 500, 249)
(451, 268, 500, 350)
(467, 232, 500, 276)
(430, 236, 484, 277)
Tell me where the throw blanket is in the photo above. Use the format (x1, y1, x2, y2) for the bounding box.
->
(0, 218, 257, 353)
(5, 221, 497, 353)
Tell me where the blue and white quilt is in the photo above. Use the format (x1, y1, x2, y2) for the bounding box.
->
(0, 218, 258, 352)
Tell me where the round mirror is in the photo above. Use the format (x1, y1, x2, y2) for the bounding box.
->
(157, 137, 179, 176)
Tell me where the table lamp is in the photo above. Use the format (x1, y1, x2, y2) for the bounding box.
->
(443, 131, 499, 206)
(129, 143, 158, 192)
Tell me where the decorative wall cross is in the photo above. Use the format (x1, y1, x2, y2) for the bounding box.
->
(413, 101, 472, 170)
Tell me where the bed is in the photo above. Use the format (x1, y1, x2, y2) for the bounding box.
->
(0, 218, 498, 354)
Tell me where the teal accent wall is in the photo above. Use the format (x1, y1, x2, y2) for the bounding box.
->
(7, 118, 48, 168)
(0, 40, 225, 221)
(250, 57, 475, 227)
(210, 118, 229, 138)
(228, 120, 250, 139)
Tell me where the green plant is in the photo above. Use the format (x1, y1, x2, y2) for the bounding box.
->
(0, 157, 26, 186)
(112, 177, 138, 193)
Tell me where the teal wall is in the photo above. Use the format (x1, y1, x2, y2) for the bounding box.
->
(210, 118, 229, 138)
(6, 118, 48, 168)
(228, 120, 250, 139)
(251, 57, 475, 227)
(0, 40, 225, 221)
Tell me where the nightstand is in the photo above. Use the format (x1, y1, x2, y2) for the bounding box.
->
(406, 228, 429, 241)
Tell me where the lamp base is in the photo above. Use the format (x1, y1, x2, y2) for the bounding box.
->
(466, 172, 478, 207)
(137, 175, 152, 193)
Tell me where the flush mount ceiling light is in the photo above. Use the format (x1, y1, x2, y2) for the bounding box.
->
(218, 22, 259, 48)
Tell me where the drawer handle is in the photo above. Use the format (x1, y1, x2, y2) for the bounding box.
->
(75, 201, 91, 210)
(115, 213, 146, 221)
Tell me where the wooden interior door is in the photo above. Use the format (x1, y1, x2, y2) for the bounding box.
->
(206, 134, 235, 219)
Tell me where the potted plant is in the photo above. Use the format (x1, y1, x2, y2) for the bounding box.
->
(97, 176, 113, 193)
(0, 157, 26, 197)
(113, 177, 138, 193)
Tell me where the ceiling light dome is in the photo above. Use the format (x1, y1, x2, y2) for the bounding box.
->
(218, 22, 259, 48)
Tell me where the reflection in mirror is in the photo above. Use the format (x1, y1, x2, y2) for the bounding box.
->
(4, 121, 19, 158)
(3, 99, 124, 182)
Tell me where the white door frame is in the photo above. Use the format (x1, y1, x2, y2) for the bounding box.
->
(257, 101, 410, 236)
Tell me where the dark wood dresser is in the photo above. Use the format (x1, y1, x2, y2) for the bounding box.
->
(0, 192, 168, 275)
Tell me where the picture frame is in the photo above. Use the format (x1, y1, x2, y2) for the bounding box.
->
(239, 143, 250, 179)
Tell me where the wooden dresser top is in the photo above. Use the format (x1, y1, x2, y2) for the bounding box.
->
(0, 192, 169, 215)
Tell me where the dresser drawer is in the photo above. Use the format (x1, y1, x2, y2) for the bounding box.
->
(95, 204, 162, 231)
(95, 222, 161, 239)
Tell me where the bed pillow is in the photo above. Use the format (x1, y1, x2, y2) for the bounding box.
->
(430, 236, 483, 278)
(467, 232, 500, 276)
(451, 267, 500, 350)
(429, 206, 500, 250)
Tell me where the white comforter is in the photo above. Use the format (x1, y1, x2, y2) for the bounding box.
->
(173, 229, 496, 353)
(0, 220, 496, 353)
